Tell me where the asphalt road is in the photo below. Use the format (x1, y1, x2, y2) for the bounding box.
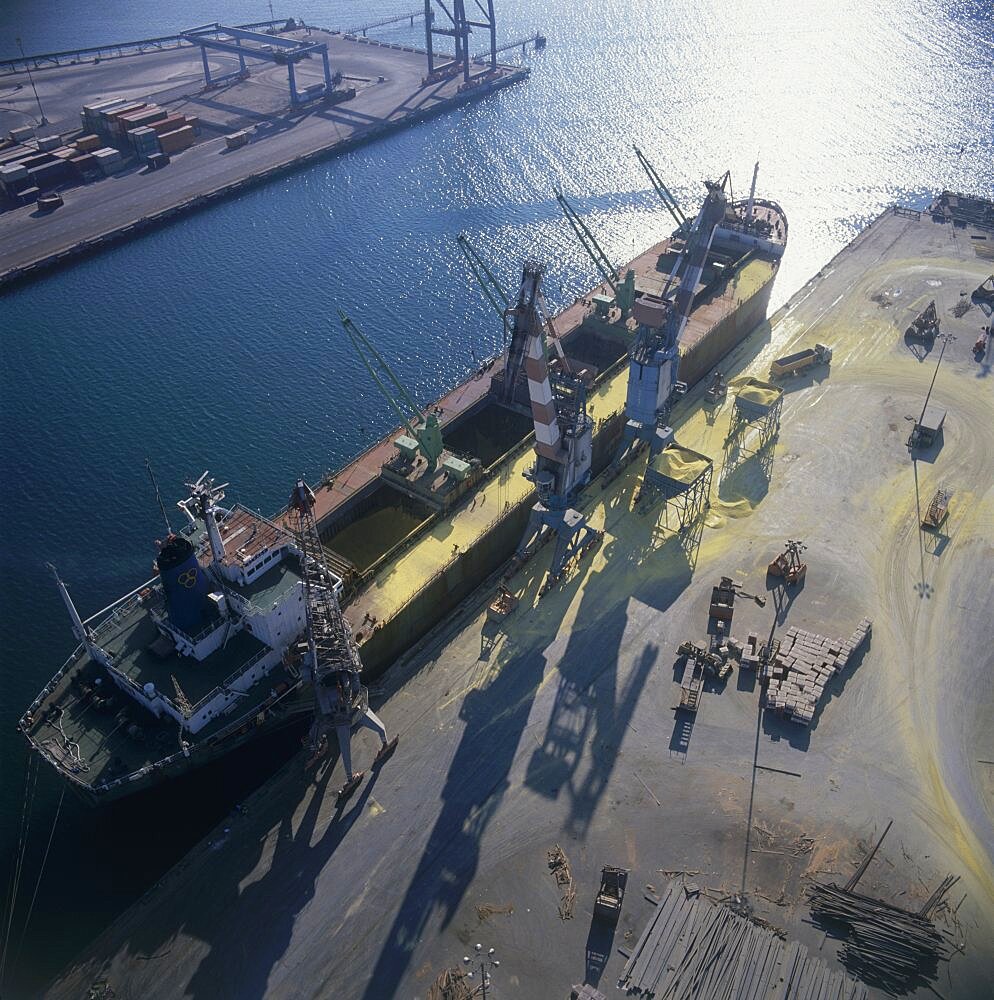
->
(44, 209, 994, 999)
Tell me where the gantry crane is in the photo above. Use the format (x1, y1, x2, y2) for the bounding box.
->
(340, 310, 445, 473)
(505, 262, 601, 592)
(289, 479, 397, 801)
(554, 189, 636, 318)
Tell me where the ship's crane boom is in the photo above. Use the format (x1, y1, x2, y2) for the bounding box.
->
(340, 311, 444, 472)
(613, 174, 731, 479)
(554, 190, 636, 316)
(288, 479, 396, 800)
(634, 146, 690, 234)
(457, 231, 510, 321)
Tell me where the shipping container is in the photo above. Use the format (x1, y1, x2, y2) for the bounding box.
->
(17, 185, 40, 204)
(103, 103, 146, 133)
(69, 153, 98, 175)
(51, 147, 77, 160)
(184, 116, 200, 134)
(37, 135, 62, 152)
(82, 98, 127, 116)
(19, 154, 54, 170)
(158, 126, 195, 155)
(75, 134, 102, 153)
(120, 107, 168, 131)
(28, 161, 69, 185)
(148, 114, 188, 136)
(9, 125, 35, 143)
(0, 163, 28, 182)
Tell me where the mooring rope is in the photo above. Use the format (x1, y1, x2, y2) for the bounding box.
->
(0, 753, 39, 988)
(13, 785, 67, 977)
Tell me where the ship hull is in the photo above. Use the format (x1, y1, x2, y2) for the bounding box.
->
(22, 234, 780, 805)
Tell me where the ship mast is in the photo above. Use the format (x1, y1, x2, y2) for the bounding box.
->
(746, 160, 760, 225)
(47, 563, 100, 657)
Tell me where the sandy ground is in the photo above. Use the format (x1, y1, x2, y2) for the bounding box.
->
(46, 209, 994, 999)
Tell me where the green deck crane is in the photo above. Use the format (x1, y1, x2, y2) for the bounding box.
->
(456, 232, 510, 323)
(339, 311, 445, 473)
(634, 146, 691, 236)
(554, 189, 635, 317)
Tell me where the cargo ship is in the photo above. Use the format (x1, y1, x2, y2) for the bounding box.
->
(19, 162, 786, 804)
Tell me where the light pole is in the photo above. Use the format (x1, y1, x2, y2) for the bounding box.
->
(16, 38, 48, 126)
(463, 942, 500, 998)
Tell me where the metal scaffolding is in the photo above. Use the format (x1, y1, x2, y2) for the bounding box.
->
(637, 447, 714, 535)
(727, 379, 783, 450)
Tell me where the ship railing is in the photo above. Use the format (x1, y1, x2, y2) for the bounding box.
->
(19, 647, 86, 722)
(187, 646, 274, 716)
(149, 608, 224, 646)
(90, 592, 146, 639)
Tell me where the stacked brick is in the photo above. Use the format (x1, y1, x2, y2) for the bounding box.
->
(762, 618, 872, 726)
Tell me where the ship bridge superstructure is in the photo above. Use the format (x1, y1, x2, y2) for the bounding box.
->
(21, 472, 345, 799)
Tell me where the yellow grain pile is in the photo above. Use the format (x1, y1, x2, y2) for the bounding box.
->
(649, 445, 712, 484)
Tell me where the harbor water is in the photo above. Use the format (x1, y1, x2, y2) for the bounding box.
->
(1, 1, 991, 994)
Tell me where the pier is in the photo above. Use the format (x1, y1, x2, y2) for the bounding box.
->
(0, 27, 528, 290)
(45, 201, 994, 999)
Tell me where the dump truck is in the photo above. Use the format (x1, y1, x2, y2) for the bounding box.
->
(769, 343, 832, 379)
(593, 867, 628, 925)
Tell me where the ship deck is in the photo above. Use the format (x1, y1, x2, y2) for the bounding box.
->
(49, 202, 994, 999)
(312, 240, 775, 639)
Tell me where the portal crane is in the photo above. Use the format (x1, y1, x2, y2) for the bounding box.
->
(554, 190, 636, 317)
(615, 177, 730, 471)
(634, 146, 690, 235)
(340, 311, 445, 472)
(289, 479, 397, 802)
(506, 262, 601, 592)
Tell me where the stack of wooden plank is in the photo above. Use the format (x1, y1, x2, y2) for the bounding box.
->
(762, 618, 871, 726)
(807, 882, 951, 988)
(619, 884, 867, 998)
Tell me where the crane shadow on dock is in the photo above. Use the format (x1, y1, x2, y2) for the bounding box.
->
(359, 526, 678, 995)
(183, 761, 379, 1000)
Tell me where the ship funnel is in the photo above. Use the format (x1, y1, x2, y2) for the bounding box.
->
(156, 534, 209, 636)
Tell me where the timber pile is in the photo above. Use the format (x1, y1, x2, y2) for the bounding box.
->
(426, 968, 472, 1000)
(548, 844, 576, 920)
(762, 619, 871, 726)
(619, 883, 866, 999)
(807, 882, 951, 989)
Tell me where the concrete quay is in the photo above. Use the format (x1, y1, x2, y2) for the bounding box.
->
(0, 31, 527, 290)
(46, 204, 994, 998)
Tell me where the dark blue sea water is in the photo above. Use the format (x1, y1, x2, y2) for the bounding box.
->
(1, 1, 991, 993)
